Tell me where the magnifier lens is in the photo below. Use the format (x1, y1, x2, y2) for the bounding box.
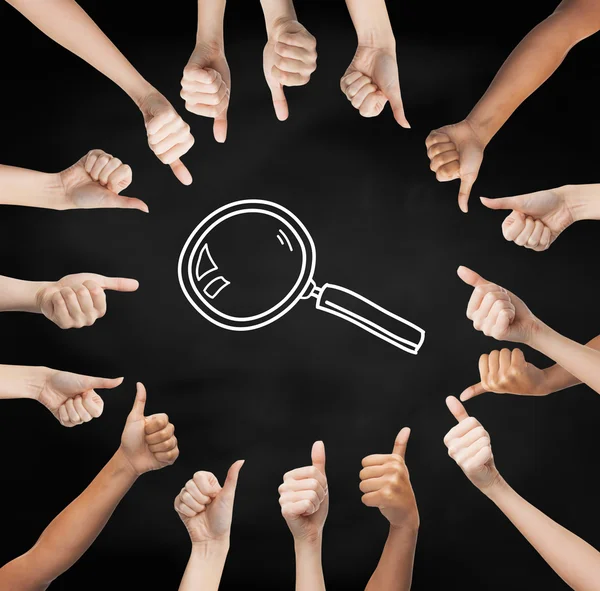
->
(190, 212, 304, 318)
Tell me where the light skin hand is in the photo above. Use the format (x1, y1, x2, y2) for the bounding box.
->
(174, 461, 244, 544)
(444, 396, 502, 493)
(35, 273, 139, 329)
(360, 428, 418, 529)
(37, 370, 123, 427)
(461, 348, 550, 401)
(262, 10, 317, 121)
(480, 187, 574, 251)
(138, 91, 195, 186)
(279, 441, 329, 543)
(181, 45, 230, 143)
(58, 150, 148, 212)
(119, 382, 180, 476)
(457, 265, 540, 344)
(341, 48, 408, 126)
(425, 120, 486, 213)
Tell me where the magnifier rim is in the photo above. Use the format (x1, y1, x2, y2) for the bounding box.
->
(178, 199, 317, 331)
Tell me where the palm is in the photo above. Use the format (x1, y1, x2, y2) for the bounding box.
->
(469, 456, 499, 490)
(120, 416, 161, 474)
(288, 495, 329, 540)
(38, 372, 92, 415)
(514, 189, 573, 237)
(504, 290, 538, 344)
(60, 160, 121, 208)
(185, 496, 233, 543)
(346, 47, 397, 96)
(442, 121, 484, 181)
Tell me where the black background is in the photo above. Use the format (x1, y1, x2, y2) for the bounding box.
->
(1, 1, 599, 589)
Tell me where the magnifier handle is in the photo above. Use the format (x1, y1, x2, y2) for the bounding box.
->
(314, 283, 425, 354)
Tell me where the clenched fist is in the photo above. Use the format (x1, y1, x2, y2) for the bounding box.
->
(174, 461, 245, 544)
(444, 396, 501, 492)
(263, 19, 317, 121)
(360, 427, 418, 529)
(480, 188, 574, 251)
(461, 348, 550, 401)
(36, 273, 138, 329)
(279, 441, 328, 543)
(181, 43, 230, 143)
(426, 120, 485, 213)
(138, 91, 194, 185)
(57, 150, 148, 212)
(119, 383, 179, 475)
(341, 46, 409, 126)
(458, 266, 539, 344)
(36, 369, 123, 427)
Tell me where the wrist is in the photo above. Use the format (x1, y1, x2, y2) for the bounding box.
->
(356, 27, 396, 50)
(0, 365, 52, 401)
(482, 474, 510, 503)
(527, 320, 554, 351)
(464, 114, 492, 148)
(26, 280, 52, 314)
(261, 0, 297, 35)
(389, 511, 420, 533)
(191, 538, 230, 560)
(562, 184, 600, 222)
(114, 447, 143, 479)
(132, 83, 160, 111)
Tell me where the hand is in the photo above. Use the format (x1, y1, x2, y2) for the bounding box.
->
(341, 45, 409, 126)
(181, 43, 230, 143)
(37, 369, 123, 427)
(359, 427, 419, 529)
(119, 383, 179, 476)
(426, 120, 486, 213)
(174, 461, 245, 544)
(457, 266, 540, 344)
(461, 348, 551, 401)
(58, 150, 148, 212)
(480, 187, 574, 251)
(279, 441, 329, 543)
(263, 19, 317, 121)
(444, 396, 501, 492)
(138, 90, 194, 185)
(36, 273, 138, 329)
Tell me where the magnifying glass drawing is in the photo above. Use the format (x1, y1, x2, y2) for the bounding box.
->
(178, 200, 425, 354)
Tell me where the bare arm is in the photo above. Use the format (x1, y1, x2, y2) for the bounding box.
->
(178, 542, 229, 591)
(468, 0, 600, 145)
(365, 526, 417, 591)
(294, 538, 325, 591)
(0, 276, 46, 313)
(0, 165, 64, 209)
(0, 450, 138, 591)
(344, 0, 395, 46)
(5, 0, 152, 105)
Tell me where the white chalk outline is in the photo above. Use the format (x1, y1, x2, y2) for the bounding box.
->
(178, 200, 425, 353)
(203, 276, 231, 300)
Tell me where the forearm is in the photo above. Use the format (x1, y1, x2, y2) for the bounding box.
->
(468, 4, 594, 145)
(0, 449, 138, 590)
(196, 0, 226, 47)
(530, 325, 600, 396)
(365, 525, 418, 591)
(564, 184, 600, 222)
(0, 276, 48, 313)
(178, 541, 229, 591)
(294, 537, 325, 591)
(486, 478, 600, 590)
(542, 334, 600, 394)
(0, 365, 49, 401)
(6, 0, 153, 106)
(344, 0, 395, 47)
(260, 0, 297, 31)
(0, 165, 64, 209)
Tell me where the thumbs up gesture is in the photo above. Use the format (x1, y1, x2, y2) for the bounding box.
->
(457, 266, 540, 344)
(480, 188, 574, 251)
(279, 441, 329, 542)
(174, 460, 245, 544)
(444, 396, 501, 493)
(119, 383, 180, 476)
(359, 428, 419, 529)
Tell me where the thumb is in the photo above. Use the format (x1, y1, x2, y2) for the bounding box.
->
(446, 396, 469, 423)
(311, 440, 326, 475)
(128, 382, 147, 419)
(98, 276, 139, 292)
(84, 376, 124, 391)
(222, 459, 245, 499)
(170, 159, 193, 186)
(386, 83, 411, 129)
(458, 174, 476, 213)
(392, 427, 411, 459)
(460, 382, 488, 402)
(96, 188, 149, 213)
(456, 266, 488, 288)
(270, 83, 289, 122)
(213, 108, 228, 143)
(480, 196, 520, 211)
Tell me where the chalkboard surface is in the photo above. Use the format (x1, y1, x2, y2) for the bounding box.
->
(1, 1, 599, 589)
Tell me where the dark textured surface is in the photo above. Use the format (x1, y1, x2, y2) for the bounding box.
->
(0, 1, 599, 589)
